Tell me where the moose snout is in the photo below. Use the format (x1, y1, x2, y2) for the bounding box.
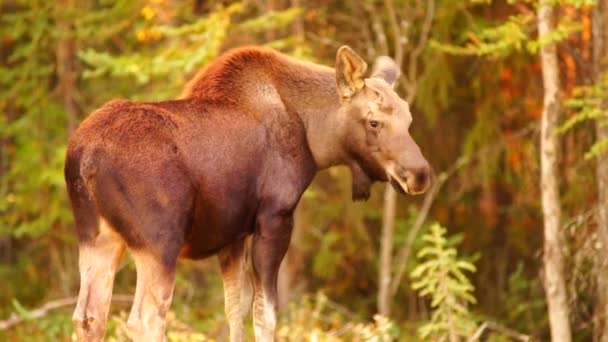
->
(403, 164, 431, 194)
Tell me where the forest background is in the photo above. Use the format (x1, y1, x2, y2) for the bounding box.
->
(1, 0, 607, 341)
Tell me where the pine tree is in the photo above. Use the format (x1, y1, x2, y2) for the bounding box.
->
(411, 223, 477, 342)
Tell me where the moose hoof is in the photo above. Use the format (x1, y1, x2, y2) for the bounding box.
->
(73, 316, 104, 342)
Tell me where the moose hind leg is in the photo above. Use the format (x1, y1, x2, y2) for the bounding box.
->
(219, 237, 254, 342)
(127, 251, 177, 342)
(73, 218, 126, 342)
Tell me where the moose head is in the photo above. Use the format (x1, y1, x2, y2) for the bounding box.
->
(335, 46, 431, 199)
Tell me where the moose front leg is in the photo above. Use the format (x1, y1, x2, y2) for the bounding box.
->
(251, 211, 293, 342)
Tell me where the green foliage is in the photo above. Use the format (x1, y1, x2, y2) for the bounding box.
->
(416, 47, 454, 126)
(411, 223, 478, 341)
(502, 262, 547, 334)
(432, 14, 581, 57)
(528, 18, 582, 54)
(79, 4, 242, 88)
(312, 231, 341, 280)
(414, 0, 460, 125)
(78, 3, 305, 98)
(432, 0, 583, 57)
(561, 72, 608, 159)
(239, 7, 302, 33)
(462, 104, 503, 186)
(0, 0, 72, 238)
(432, 14, 533, 57)
(0, 311, 73, 342)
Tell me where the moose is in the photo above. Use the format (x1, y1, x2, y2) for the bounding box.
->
(65, 45, 431, 341)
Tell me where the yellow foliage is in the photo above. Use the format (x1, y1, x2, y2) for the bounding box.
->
(141, 5, 156, 21)
(277, 293, 397, 341)
(106, 311, 211, 342)
(136, 28, 162, 42)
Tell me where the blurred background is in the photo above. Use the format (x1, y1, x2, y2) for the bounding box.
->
(0, 0, 606, 341)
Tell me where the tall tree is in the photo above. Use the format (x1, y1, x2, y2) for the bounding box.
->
(54, 0, 79, 134)
(592, 1, 608, 340)
(538, 2, 572, 341)
(376, 0, 435, 317)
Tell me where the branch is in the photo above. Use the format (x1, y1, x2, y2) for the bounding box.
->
(384, 0, 404, 66)
(0, 295, 133, 331)
(389, 122, 538, 296)
(467, 321, 530, 342)
(389, 154, 468, 297)
(305, 32, 343, 49)
(563, 206, 598, 234)
(357, 7, 377, 60)
(364, 2, 389, 56)
(405, 0, 435, 102)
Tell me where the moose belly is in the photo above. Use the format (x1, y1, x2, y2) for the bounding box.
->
(179, 189, 258, 259)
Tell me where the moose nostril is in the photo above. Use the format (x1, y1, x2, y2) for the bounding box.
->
(415, 171, 427, 185)
(403, 165, 431, 193)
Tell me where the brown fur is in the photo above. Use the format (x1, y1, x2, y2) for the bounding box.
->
(65, 46, 430, 341)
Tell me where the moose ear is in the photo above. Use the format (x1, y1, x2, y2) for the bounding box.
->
(336, 46, 368, 100)
(371, 56, 400, 88)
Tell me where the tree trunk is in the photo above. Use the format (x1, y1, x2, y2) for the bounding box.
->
(376, 0, 405, 316)
(592, 2, 608, 340)
(54, 0, 79, 134)
(378, 186, 396, 316)
(376, 0, 434, 315)
(53, 0, 81, 296)
(537, 3, 572, 342)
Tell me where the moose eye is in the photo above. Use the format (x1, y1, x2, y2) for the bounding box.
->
(369, 120, 379, 128)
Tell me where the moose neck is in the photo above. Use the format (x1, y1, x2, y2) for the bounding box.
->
(183, 47, 351, 170)
(274, 65, 348, 170)
(277, 73, 375, 200)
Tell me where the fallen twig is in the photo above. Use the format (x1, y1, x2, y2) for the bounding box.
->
(468, 321, 531, 342)
(0, 294, 133, 331)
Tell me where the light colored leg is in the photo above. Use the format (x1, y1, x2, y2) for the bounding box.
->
(219, 237, 254, 342)
(73, 219, 125, 342)
(252, 281, 277, 342)
(127, 251, 176, 342)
